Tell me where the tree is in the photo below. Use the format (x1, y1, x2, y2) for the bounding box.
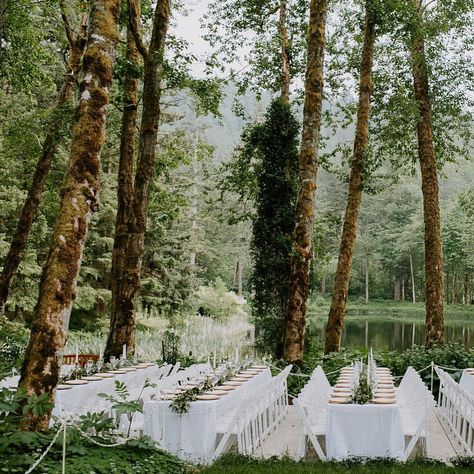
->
(249, 99, 299, 357)
(283, 0, 328, 365)
(18, 0, 120, 431)
(105, 0, 171, 360)
(0, 1, 89, 315)
(324, 0, 376, 354)
(408, 0, 444, 344)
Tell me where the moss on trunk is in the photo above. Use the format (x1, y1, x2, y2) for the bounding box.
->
(0, 15, 88, 315)
(283, 0, 328, 365)
(409, 2, 445, 345)
(324, 7, 375, 354)
(18, 0, 120, 431)
(105, 0, 171, 359)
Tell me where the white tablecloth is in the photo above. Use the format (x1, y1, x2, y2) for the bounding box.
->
(54, 365, 164, 417)
(326, 402, 405, 460)
(143, 368, 271, 463)
(459, 369, 474, 396)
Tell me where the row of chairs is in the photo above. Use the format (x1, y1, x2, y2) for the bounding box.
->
(212, 365, 292, 461)
(436, 366, 474, 454)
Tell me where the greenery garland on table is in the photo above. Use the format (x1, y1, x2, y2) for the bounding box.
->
(170, 362, 255, 414)
(350, 369, 373, 405)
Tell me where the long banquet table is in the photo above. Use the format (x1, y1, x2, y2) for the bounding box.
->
(53, 364, 165, 417)
(459, 368, 474, 396)
(143, 367, 271, 464)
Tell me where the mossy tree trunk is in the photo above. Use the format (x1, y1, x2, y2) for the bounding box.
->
(106, 16, 141, 360)
(324, 7, 375, 354)
(18, 0, 120, 431)
(283, 0, 327, 365)
(409, 0, 445, 345)
(0, 9, 88, 316)
(105, 0, 170, 359)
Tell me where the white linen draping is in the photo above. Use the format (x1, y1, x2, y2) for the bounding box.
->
(53, 364, 167, 417)
(143, 368, 271, 463)
(459, 369, 474, 396)
(326, 402, 405, 460)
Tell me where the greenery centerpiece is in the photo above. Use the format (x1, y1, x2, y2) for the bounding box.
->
(350, 366, 373, 405)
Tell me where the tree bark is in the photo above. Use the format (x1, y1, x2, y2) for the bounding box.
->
(107, 23, 141, 359)
(105, 0, 170, 360)
(394, 277, 401, 300)
(401, 276, 405, 301)
(0, 12, 88, 315)
(409, 0, 445, 345)
(324, 8, 375, 354)
(18, 0, 119, 431)
(279, 0, 290, 103)
(282, 0, 328, 364)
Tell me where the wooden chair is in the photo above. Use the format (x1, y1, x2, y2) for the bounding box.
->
(62, 354, 99, 367)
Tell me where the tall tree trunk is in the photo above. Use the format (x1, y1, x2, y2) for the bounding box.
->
(18, 0, 119, 431)
(401, 277, 405, 301)
(189, 122, 199, 272)
(107, 23, 141, 360)
(105, 0, 170, 360)
(365, 261, 369, 304)
(321, 273, 326, 295)
(279, 0, 290, 103)
(394, 277, 401, 300)
(409, 0, 445, 345)
(409, 251, 416, 303)
(283, 0, 328, 364)
(0, 12, 88, 315)
(0, 0, 5, 47)
(324, 8, 375, 354)
(451, 271, 456, 305)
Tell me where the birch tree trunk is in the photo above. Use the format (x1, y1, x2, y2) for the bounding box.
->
(324, 7, 375, 354)
(107, 22, 141, 360)
(283, 0, 328, 364)
(105, 0, 170, 359)
(18, 0, 119, 430)
(0, 11, 88, 315)
(365, 261, 369, 304)
(409, 0, 445, 344)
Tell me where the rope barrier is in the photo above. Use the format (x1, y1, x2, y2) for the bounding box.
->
(24, 421, 65, 474)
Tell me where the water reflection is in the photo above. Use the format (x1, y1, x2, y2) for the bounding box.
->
(310, 316, 474, 352)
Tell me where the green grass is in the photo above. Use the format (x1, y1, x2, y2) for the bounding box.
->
(198, 455, 472, 474)
(308, 298, 474, 322)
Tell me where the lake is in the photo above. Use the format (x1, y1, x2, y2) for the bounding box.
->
(309, 314, 474, 352)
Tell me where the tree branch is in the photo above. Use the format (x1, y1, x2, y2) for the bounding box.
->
(128, 0, 148, 59)
(59, 0, 75, 48)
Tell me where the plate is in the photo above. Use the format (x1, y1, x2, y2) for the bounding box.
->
(373, 398, 396, 404)
(205, 390, 229, 396)
(160, 394, 176, 400)
(197, 394, 220, 400)
(229, 378, 249, 382)
(374, 393, 396, 398)
(82, 376, 104, 381)
(214, 385, 236, 391)
(329, 398, 349, 404)
(95, 373, 115, 378)
(64, 380, 89, 385)
(240, 370, 260, 374)
(236, 374, 254, 378)
(335, 384, 351, 389)
(108, 370, 128, 374)
(57, 384, 72, 390)
(250, 365, 267, 369)
(222, 381, 243, 386)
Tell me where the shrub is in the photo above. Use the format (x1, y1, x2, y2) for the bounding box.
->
(192, 278, 241, 320)
(0, 316, 29, 376)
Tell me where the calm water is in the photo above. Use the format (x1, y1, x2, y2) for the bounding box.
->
(309, 315, 474, 352)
